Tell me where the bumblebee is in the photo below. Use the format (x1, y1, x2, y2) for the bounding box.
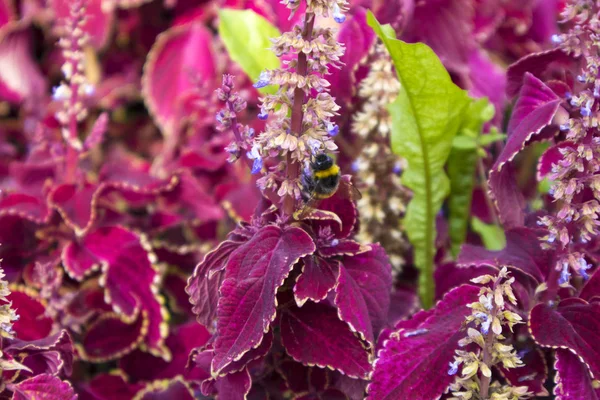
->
(296, 153, 361, 218)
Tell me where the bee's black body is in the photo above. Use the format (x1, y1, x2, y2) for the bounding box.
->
(301, 153, 341, 201)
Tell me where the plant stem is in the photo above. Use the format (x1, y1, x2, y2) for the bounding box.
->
(284, 12, 315, 216)
(478, 158, 500, 226)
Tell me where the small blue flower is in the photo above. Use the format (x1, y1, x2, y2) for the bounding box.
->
(216, 110, 226, 125)
(558, 262, 571, 285)
(581, 106, 592, 117)
(447, 360, 460, 376)
(551, 34, 563, 45)
(331, 239, 339, 246)
(327, 122, 339, 136)
(577, 75, 587, 83)
(246, 128, 255, 138)
(253, 70, 271, 89)
(595, 87, 600, 98)
(351, 159, 361, 172)
(546, 234, 555, 244)
(392, 161, 403, 174)
(251, 157, 263, 174)
(332, 3, 346, 23)
(565, 92, 572, 99)
(559, 123, 570, 132)
(52, 85, 69, 101)
(258, 110, 269, 120)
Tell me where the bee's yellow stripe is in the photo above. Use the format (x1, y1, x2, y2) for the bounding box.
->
(314, 165, 340, 179)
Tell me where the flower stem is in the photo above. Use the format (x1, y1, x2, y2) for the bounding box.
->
(284, 12, 315, 216)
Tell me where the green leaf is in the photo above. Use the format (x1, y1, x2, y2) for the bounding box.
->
(367, 12, 469, 308)
(471, 217, 506, 250)
(478, 131, 506, 146)
(452, 135, 478, 150)
(448, 98, 494, 258)
(219, 9, 281, 94)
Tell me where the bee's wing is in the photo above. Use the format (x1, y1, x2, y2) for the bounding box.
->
(293, 194, 324, 220)
(338, 178, 362, 201)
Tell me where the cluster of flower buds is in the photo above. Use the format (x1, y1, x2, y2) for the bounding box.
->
(247, 0, 347, 209)
(216, 75, 256, 165)
(352, 44, 410, 272)
(0, 268, 18, 339)
(52, 0, 94, 151)
(448, 267, 531, 400)
(539, 0, 600, 286)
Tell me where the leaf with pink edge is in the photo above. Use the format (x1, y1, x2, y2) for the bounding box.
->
(11, 374, 77, 400)
(554, 349, 600, 400)
(78, 227, 169, 358)
(310, 185, 358, 239)
(294, 257, 340, 306)
(163, 170, 224, 223)
(212, 368, 252, 400)
(434, 261, 496, 300)
(457, 227, 551, 283)
(492, 73, 561, 174)
(186, 239, 245, 331)
(529, 298, 600, 378)
(367, 284, 479, 400)
(83, 113, 109, 151)
(77, 311, 147, 362)
(335, 245, 393, 347)
(61, 241, 102, 282)
(142, 22, 217, 136)
(8, 288, 53, 341)
(318, 239, 369, 258)
(280, 302, 372, 379)
(212, 225, 315, 374)
(133, 377, 195, 400)
(0, 24, 46, 104)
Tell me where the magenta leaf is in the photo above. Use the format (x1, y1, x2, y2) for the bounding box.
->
(80, 373, 144, 400)
(78, 311, 147, 362)
(11, 374, 77, 400)
(163, 170, 224, 223)
(186, 239, 244, 330)
(0, 193, 51, 225)
(434, 262, 496, 300)
(493, 73, 561, 173)
(83, 112, 109, 151)
(529, 298, 600, 378)
(280, 302, 372, 379)
(49, 0, 113, 49)
(335, 245, 392, 347)
(537, 141, 576, 180)
(142, 22, 217, 136)
(554, 349, 600, 400)
(294, 257, 340, 306)
(457, 227, 550, 283)
(488, 164, 526, 229)
(311, 186, 358, 239)
(580, 267, 600, 302)
(7, 330, 74, 377)
(212, 225, 315, 374)
(367, 285, 480, 400)
(8, 288, 53, 341)
(213, 368, 252, 400)
(134, 377, 195, 400)
(318, 239, 369, 258)
(49, 182, 102, 235)
(78, 227, 169, 358)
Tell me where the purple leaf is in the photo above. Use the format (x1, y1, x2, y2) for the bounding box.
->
(367, 285, 479, 400)
(79, 227, 169, 358)
(135, 378, 195, 400)
(488, 164, 526, 229)
(311, 189, 358, 239)
(11, 374, 77, 400)
(335, 245, 393, 347)
(507, 48, 575, 97)
(318, 239, 369, 258)
(0, 193, 51, 225)
(212, 225, 315, 374)
(529, 298, 600, 378)
(213, 368, 252, 400)
(142, 22, 217, 136)
(186, 239, 244, 331)
(537, 141, 576, 181)
(554, 349, 600, 400)
(294, 257, 340, 306)
(458, 227, 550, 283)
(79, 373, 144, 400)
(580, 268, 600, 302)
(7, 330, 74, 377)
(387, 286, 420, 328)
(50, 182, 102, 235)
(493, 73, 562, 173)
(280, 302, 372, 379)
(8, 288, 53, 341)
(434, 262, 496, 300)
(78, 312, 147, 362)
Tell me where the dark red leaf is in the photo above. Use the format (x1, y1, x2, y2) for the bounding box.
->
(529, 298, 600, 378)
(135, 377, 195, 400)
(280, 302, 372, 379)
(554, 349, 600, 400)
(8, 288, 53, 341)
(79, 373, 144, 400)
(212, 225, 315, 374)
(498, 347, 549, 396)
(293, 257, 340, 306)
(7, 330, 74, 377)
(367, 285, 479, 400)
